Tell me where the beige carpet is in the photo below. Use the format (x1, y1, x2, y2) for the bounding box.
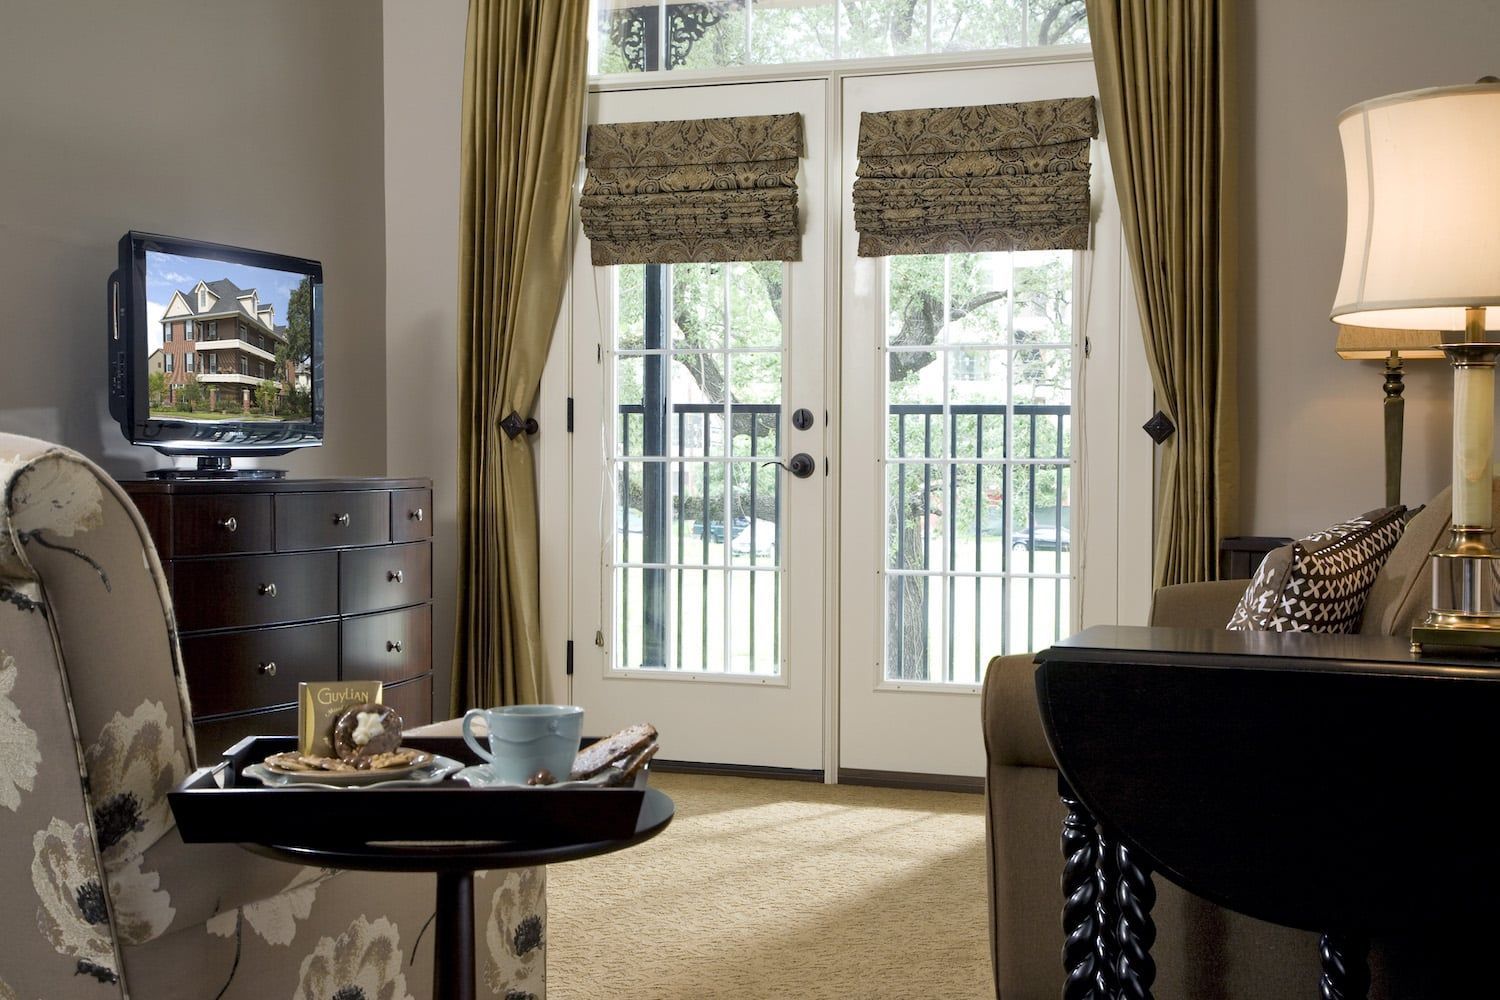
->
(546, 772, 991, 999)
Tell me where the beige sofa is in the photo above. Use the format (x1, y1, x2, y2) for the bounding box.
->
(981, 489, 1470, 999)
(0, 434, 545, 999)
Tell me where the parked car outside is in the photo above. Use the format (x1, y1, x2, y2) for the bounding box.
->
(1012, 523, 1070, 552)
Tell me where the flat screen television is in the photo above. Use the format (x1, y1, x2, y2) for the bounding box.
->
(108, 231, 324, 477)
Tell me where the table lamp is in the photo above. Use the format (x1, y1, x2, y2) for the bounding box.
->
(1335, 327, 1444, 508)
(1330, 79, 1500, 654)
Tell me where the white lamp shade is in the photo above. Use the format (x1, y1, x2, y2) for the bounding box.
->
(1331, 83, 1500, 332)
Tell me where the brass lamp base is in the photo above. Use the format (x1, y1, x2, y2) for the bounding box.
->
(1410, 542, 1500, 656)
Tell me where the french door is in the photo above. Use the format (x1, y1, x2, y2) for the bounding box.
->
(569, 79, 830, 771)
(837, 60, 1133, 777)
(563, 59, 1149, 778)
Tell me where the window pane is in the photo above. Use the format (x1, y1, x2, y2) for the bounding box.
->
(886, 575, 943, 680)
(729, 570, 781, 673)
(668, 1, 748, 70)
(887, 461, 946, 572)
(594, 1, 659, 73)
(1013, 250, 1071, 344)
(749, 0, 836, 64)
(945, 253, 1011, 346)
(728, 261, 784, 348)
(671, 263, 726, 350)
(931, 0, 1025, 53)
(1029, 0, 1088, 46)
(840, 0, 927, 59)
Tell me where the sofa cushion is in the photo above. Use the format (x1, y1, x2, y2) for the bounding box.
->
(1226, 506, 1406, 632)
(1359, 488, 1451, 635)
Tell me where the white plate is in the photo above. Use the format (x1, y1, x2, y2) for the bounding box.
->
(451, 764, 620, 789)
(245, 754, 464, 789)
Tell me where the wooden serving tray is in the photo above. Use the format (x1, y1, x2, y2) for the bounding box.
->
(169, 735, 648, 847)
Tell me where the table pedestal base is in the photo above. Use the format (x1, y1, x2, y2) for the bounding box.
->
(435, 870, 476, 1000)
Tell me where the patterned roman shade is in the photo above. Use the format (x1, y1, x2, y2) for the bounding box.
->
(581, 113, 803, 265)
(853, 96, 1098, 257)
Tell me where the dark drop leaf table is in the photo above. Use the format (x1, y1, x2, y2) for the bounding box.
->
(1035, 626, 1500, 1000)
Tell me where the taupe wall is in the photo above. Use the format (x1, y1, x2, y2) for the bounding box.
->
(383, 0, 468, 715)
(1238, 0, 1500, 534)
(0, 0, 387, 479)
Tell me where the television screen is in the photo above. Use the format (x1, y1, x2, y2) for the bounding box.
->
(109, 232, 324, 463)
(145, 251, 314, 423)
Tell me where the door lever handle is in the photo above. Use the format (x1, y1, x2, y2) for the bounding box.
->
(760, 453, 817, 479)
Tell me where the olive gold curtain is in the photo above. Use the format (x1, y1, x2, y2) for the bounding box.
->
(454, 0, 587, 711)
(1087, 0, 1238, 587)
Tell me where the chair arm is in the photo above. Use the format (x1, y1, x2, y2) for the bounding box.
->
(1148, 579, 1248, 630)
(981, 653, 1056, 770)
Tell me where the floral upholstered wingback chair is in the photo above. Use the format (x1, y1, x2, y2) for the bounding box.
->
(0, 433, 545, 1000)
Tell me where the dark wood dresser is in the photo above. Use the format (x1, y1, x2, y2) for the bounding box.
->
(121, 477, 434, 756)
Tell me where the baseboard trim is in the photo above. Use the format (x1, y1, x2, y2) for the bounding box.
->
(651, 759, 984, 793)
(652, 759, 824, 783)
(837, 767, 984, 794)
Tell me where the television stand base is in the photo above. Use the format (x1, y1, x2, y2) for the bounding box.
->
(146, 456, 286, 480)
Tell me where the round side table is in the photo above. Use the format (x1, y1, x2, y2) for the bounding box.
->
(242, 786, 674, 1000)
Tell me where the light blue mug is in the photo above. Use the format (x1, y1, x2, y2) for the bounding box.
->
(461, 705, 584, 785)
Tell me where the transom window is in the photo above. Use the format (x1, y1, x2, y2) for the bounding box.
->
(590, 0, 1088, 74)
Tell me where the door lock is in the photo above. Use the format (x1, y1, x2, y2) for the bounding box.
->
(762, 453, 817, 479)
(791, 408, 815, 431)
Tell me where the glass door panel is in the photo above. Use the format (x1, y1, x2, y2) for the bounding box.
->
(610, 262, 786, 676)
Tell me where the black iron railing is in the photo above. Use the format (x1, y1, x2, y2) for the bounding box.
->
(614, 400, 1071, 679)
(887, 403, 1070, 680)
(617, 402, 782, 671)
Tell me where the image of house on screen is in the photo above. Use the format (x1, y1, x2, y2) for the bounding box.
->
(158, 278, 295, 410)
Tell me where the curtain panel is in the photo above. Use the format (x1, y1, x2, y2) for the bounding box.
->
(1087, 0, 1238, 587)
(853, 97, 1098, 257)
(454, 0, 588, 711)
(581, 113, 804, 265)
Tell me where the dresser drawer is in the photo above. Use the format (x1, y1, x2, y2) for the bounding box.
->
(174, 551, 339, 631)
(382, 674, 433, 730)
(340, 541, 431, 615)
(275, 491, 390, 551)
(391, 488, 433, 542)
(193, 705, 298, 759)
(173, 495, 274, 556)
(342, 605, 431, 685)
(180, 620, 339, 717)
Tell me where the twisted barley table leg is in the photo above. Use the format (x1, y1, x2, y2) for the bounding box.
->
(1059, 781, 1101, 1000)
(1115, 841, 1156, 1000)
(1319, 932, 1370, 1000)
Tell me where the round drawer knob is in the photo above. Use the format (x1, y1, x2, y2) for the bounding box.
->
(409, 507, 425, 522)
(333, 513, 351, 527)
(388, 569, 405, 583)
(387, 640, 404, 653)
(258, 582, 278, 598)
(258, 661, 278, 677)
(218, 516, 238, 533)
